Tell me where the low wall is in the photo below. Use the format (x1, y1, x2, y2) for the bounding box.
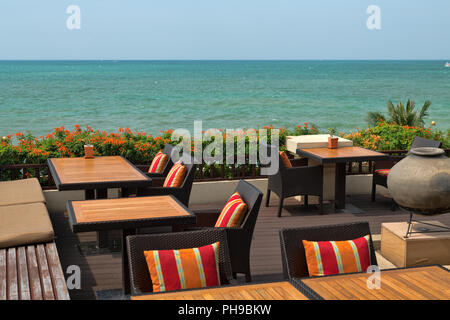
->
(43, 174, 389, 213)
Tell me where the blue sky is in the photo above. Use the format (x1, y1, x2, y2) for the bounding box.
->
(0, 0, 449, 60)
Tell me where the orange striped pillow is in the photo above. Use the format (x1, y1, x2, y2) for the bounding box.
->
(148, 152, 168, 174)
(163, 162, 186, 187)
(302, 235, 371, 277)
(144, 242, 221, 292)
(279, 151, 292, 168)
(215, 192, 248, 228)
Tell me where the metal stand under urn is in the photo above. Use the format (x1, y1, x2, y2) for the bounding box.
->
(387, 147, 450, 238)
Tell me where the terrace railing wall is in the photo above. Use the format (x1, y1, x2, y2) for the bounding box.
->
(1, 149, 448, 189)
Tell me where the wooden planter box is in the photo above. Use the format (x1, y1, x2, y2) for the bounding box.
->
(381, 221, 450, 268)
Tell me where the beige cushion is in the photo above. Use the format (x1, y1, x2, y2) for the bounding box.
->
(0, 178, 46, 207)
(0, 203, 54, 248)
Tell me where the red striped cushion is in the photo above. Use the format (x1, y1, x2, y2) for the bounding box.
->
(144, 242, 221, 292)
(375, 169, 390, 177)
(148, 152, 168, 174)
(163, 162, 186, 187)
(280, 151, 292, 168)
(215, 192, 248, 228)
(303, 235, 371, 277)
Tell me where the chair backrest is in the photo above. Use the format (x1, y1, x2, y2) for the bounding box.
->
(233, 180, 263, 231)
(409, 136, 442, 151)
(127, 229, 233, 295)
(260, 143, 288, 176)
(160, 144, 176, 175)
(279, 222, 377, 279)
(177, 159, 197, 206)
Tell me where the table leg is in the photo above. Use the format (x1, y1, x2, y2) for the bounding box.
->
(334, 163, 346, 209)
(121, 187, 130, 198)
(85, 189, 95, 200)
(122, 228, 136, 296)
(96, 188, 108, 199)
(96, 188, 109, 248)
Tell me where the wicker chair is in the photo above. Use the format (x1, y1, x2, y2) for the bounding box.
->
(146, 144, 176, 178)
(179, 180, 263, 282)
(137, 159, 197, 207)
(371, 136, 442, 202)
(265, 145, 324, 216)
(279, 222, 377, 279)
(126, 229, 234, 295)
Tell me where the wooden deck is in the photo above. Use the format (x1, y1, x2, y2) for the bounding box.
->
(51, 194, 450, 300)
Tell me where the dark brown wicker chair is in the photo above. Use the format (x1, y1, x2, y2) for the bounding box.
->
(265, 145, 324, 216)
(136, 159, 197, 207)
(279, 222, 377, 279)
(146, 144, 176, 178)
(371, 136, 442, 202)
(179, 180, 263, 282)
(126, 229, 234, 295)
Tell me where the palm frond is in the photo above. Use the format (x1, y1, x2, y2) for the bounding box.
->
(365, 111, 386, 127)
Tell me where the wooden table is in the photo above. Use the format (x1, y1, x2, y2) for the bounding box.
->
(48, 156, 152, 247)
(47, 156, 152, 198)
(295, 265, 450, 300)
(131, 281, 309, 300)
(67, 195, 196, 295)
(296, 146, 388, 209)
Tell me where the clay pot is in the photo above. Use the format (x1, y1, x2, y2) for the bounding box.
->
(84, 144, 94, 159)
(387, 147, 450, 214)
(328, 137, 339, 149)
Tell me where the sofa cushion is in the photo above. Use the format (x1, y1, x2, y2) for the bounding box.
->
(215, 192, 248, 228)
(148, 151, 168, 174)
(0, 202, 54, 248)
(0, 178, 46, 207)
(279, 151, 292, 168)
(302, 235, 371, 277)
(144, 242, 221, 292)
(163, 162, 186, 187)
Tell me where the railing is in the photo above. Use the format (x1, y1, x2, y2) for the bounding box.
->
(1, 149, 448, 187)
(346, 149, 450, 175)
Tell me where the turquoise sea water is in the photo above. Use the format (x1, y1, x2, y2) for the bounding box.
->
(0, 60, 449, 137)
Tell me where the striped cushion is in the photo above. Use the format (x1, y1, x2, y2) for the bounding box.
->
(144, 242, 221, 292)
(279, 151, 292, 168)
(148, 152, 168, 174)
(302, 235, 371, 277)
(375, 169, 390, 177)
(215, 192, 248, 228)
(163, 162, 186, 187)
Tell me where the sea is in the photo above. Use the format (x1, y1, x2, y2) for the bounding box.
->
(0, 60, 449, 137)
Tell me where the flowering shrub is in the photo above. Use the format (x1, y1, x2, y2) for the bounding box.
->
(1, 122, 446, 169)
(341, 121, 449, 150)
(0, 124, 319, 166)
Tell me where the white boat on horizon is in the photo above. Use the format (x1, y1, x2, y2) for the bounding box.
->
(445, 62, 450, 67)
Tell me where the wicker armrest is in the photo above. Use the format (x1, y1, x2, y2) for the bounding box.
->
(192, 209, 221, 227)
(146, 172, 165, 179)
(150, 177, 165, 187)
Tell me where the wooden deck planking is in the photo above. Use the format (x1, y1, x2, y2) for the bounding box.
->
(51, 194, 450, 300)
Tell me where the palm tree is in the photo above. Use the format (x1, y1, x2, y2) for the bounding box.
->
(365, 111, 386, 127)
(365, 99, 432, 127)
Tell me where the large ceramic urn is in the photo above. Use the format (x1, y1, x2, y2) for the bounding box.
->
(387, 147, 450, 214)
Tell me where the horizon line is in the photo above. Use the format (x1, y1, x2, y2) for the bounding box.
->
(0, 59, 449, 62)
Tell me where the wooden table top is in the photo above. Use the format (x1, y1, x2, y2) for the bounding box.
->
(296, 146, 388, 164)
(131, 281, 309, 300)
(48, 156, 151, 190)
(67, 195, 195, 232)
(300, 266, 450, 300)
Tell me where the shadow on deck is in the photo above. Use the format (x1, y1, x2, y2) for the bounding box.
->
(51, 194, 450, 300)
